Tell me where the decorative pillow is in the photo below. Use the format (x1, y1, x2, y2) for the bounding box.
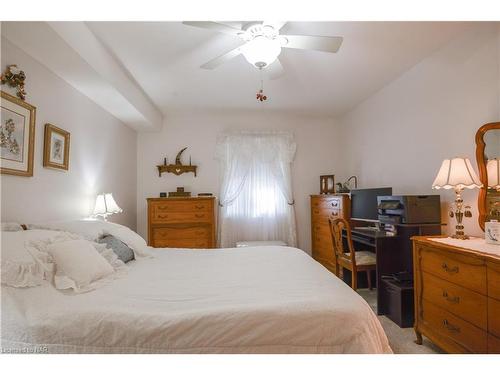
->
(1, 222, 24, 232)
(27, 219, 152, 258)
(1, 230, 66, 287)
(45, 240, 115, 291)
(98, 235, 135, 263)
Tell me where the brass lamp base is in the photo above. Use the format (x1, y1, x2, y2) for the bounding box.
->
(449, 188, 473, 240)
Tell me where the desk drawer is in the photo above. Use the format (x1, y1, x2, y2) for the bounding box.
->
(422, 299, 487, 353)
(488, 261, 500, 301)
(152, 211, 212, 224)
(488, 297, 500, 338)
(421, 271, 487, 329)
(419, 245, 486, 294)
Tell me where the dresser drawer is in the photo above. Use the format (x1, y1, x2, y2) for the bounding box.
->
(311, 197, 343, 210)
(152, 211, 212, 224)
(488, 334, 500, 354)
(488, 297, 500, 337)
(312, 223, 331, 238)
(153, 238, 210, 249)
(419, 245, 487, 294)
(488, 261, 500, 301)
(152, 226, 210, 240)
(422, 300, 487, 353)
(421, 271, 487, 329)
(152, 200, 212, 213)
(312, 207, 343, 221)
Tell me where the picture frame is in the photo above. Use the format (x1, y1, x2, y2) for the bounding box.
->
(320, 174, 335, 194)
(0, 91, 36, 177)
(43, 123, 70, 170)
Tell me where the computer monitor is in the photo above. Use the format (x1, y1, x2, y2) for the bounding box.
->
(350, 187, 393, 222)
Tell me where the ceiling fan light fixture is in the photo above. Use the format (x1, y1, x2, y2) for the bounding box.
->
(242, 36, 282, 69)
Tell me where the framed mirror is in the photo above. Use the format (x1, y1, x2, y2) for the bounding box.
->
(476, 122, 500, 230)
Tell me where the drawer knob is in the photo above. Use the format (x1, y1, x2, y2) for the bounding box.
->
(441, 263, 459, 274)
(195, 214, 204, 218)
(331, 202, 338, 207)
(195, 205, 205, 209)
(442, 291, 460, 304)
(442, 319, 461, 333)
(157, 214, 168, 219)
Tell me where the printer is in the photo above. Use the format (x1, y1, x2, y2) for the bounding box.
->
(377, 195, 441, 225)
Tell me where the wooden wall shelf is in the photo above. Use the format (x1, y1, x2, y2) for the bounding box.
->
(157, 164, 197, 177)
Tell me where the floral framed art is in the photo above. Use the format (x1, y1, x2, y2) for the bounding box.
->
(0, 91, 36, 177)
(43, 123, 70, 171)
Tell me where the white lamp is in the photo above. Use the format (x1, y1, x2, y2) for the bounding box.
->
(432, 157, 482, 239)
(93, 193, 123, 221)
(241, 36, 282, 69)
(487, 158, 500, 190)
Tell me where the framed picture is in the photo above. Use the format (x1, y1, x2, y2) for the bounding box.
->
(320, 174, 335, 194)
(43, 123, 70, 170)
(0, 91, 36, 177)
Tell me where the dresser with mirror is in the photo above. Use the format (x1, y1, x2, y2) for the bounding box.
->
(412, 122, 500, 353)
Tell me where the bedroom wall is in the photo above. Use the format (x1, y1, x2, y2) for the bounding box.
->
(136, 111, 341, 253)
(0, 37, 138, 229)
(335, 23, 500, 237)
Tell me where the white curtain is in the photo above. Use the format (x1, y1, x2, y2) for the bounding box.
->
(215, 131, 297, 248)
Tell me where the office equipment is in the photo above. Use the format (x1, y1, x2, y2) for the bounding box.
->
(377, 195, 441, 232)
(351, 187, 393, 222)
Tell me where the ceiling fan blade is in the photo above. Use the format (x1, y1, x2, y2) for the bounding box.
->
(200, 45, 245, 70)
(182, 21, 243, 37)
(265, 58, 285, 80)
(281, 35, 343, 53)
(263, 21, 287, 31)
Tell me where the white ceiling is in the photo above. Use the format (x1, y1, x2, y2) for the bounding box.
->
(87, 21, 475, 117)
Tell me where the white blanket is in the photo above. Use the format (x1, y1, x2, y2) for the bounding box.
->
(1, 246, 392, 354)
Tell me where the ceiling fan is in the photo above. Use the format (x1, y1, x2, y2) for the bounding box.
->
(182, 21, 343, 78)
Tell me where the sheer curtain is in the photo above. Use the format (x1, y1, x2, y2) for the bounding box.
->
(215, 131, 297, 248)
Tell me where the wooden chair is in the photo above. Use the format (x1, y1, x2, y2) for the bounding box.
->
(328, 218, 376, 291)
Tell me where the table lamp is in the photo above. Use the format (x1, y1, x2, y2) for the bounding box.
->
(432, 157, 482, 239)
(487, 158, 500, 190)
(93, 193, 123, 221)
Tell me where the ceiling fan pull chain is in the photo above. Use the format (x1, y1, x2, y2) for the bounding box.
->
(256, 69, 268, 102)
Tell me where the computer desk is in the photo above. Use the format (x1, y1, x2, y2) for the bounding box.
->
(342, 223, 442, 326)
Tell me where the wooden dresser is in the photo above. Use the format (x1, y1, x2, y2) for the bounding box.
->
(147, 197, 216, 249)
(310, 194, 351, 273)
(413, 237, 500, 353)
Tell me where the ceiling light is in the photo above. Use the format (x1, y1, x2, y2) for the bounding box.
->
(241, 36, 282, 69)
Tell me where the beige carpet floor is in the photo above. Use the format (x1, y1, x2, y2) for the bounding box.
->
(357, 289, 443, 354)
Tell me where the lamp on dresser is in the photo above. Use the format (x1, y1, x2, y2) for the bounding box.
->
(432, 157, 482, 239)
(93, 193, 123, 221)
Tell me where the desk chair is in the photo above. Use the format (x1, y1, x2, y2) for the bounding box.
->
(329, 218, 377, 291)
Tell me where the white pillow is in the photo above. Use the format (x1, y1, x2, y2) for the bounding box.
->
(1, 222, 24, 231)
(46, 240, 114, 291)
(1, 230, 64, 287)
(27, 219, 152, 258)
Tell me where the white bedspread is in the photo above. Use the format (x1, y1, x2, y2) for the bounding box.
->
(1, 246, 392, 354)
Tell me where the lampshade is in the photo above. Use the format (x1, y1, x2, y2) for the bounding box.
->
(242, 36, 281, 68)
(432, 157, 482, 190)
(487, 158, 500, 189)
(93, 193, 123, 216)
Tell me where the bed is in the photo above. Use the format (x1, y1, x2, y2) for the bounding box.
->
(1, 223, 391, 354)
